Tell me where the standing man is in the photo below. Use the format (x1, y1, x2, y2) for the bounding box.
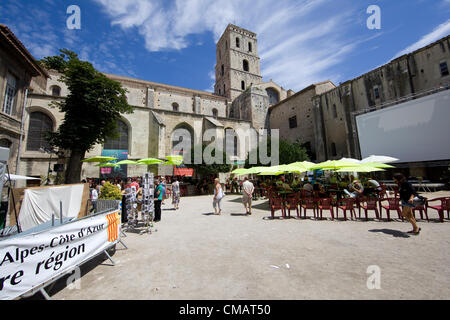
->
(242, 177, 254, 215)
(154, 179, 164, 222)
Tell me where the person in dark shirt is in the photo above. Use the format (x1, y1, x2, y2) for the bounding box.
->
(393, 173, 421, 235)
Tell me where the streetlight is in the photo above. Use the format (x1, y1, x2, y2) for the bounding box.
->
(39, 146, 56, 185)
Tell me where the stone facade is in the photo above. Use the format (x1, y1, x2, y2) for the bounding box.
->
(269, 81, 336, 161)
(215, 24, 263, 101)
(312, 35, 450, 161)
(0, 24, 48, 177)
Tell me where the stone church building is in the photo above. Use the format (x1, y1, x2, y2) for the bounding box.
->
(1, 24, 292, 182)
(2, 22, 449, 183)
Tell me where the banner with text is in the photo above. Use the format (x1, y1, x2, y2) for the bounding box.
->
(0, 210, 121, 300)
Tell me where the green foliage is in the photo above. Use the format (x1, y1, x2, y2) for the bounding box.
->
(40, 49, 133, 152)
(40, 49, 134, 183)
(185, 144, 232, 177)
(99, 182, 122, 200)
(245, 138, 310, 168)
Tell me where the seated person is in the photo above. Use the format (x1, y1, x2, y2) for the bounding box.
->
(344, 179, 364, 199)
(302, 178, 314, 192)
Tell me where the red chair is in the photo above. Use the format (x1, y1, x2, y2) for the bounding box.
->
(426, 197, 450, 222)
(270, 198, 285, 219)
(300, 189, 313, 198)
(318, 198, 334, 220)
(360, 198, 380, 220)
(301, 198, 316, 219)
(337, 198, 356, 220)
(380, 198, 403, 222)
(412, 198, 429, 222)
(285, 194, 300, 218)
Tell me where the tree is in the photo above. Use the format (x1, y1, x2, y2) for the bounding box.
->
(40, 49, 133, 184)
(185, 144, 232, 177)
(245, 138, 310, 168)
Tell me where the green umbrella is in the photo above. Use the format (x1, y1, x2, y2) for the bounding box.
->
(336, 166, 385, 173)
(310, 160, 359, 170)
(163, 161, 183, 166)
(258, 171, 285, 176)
(96, 163, 120, 168)
(115, 160, 139, 165)
(166, 155, 183, 162)
(257, 166, 287, 175)
(281, 164, 309, 173)
(288, 161, 316, 171)
(363, 162, 396, 169)
(232, 168, 248, 174)
(82, 156, 117, 163)
(137, 158, 164, 165)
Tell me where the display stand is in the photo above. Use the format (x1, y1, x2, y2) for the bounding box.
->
(124, 187, 138, 231)
(123, 173, 155, 235)
(140, 173, 154, 234)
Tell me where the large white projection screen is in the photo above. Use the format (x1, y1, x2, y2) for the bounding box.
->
(356, 90, 450, 163)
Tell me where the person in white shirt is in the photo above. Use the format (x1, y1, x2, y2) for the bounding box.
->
(172, 178, 180, 210)
(90, 184, 98, 213)
(242, 177, 254, 215)
(213, 178, 224, 215)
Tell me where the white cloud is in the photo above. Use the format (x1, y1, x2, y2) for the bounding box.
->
(94, 0, 368, 91)
(394, 19, 450, 58)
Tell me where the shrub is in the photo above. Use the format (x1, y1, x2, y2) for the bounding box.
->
(99, 182, 122, 200)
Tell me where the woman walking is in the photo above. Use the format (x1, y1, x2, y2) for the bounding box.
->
(213, 178, 224, 215)
(393, 173, 421, 235)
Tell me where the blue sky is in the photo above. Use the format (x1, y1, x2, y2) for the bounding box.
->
(1, 0, 449, 92)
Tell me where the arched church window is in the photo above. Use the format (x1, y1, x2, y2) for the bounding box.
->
(212, 109, 218, 118)
(221, 65, 224, 76)
(243, 60, 249, 72)
(331, 143, 337, 157)
(266, 88, 279, 105)
(0, 138, 12, 149)
(26, 112, 53, 151)
(104, 119, 129, 151)
(223, 84, 226, 96)
(51, 85, 61, 97)
(241, 81, 245, 90)
(172, 102, 179, 112)
(236, 37, 240, 48)
(248, 42, 252, 52)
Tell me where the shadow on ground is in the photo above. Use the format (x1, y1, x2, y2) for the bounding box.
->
(369, 229, 410, 238)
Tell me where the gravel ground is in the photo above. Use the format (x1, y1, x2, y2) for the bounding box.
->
(50, 191, 450, 300)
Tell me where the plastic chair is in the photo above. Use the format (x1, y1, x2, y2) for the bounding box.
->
(318, 198, 334, 220)
(270, 198, 285, 219)
(285, 194, 300, 218)
(360, 198, 380, 220)
(412, 200, 429, 222)
(380, 197, 403, 222)
(426, 197, 450, 222)
(301, 198, 316, 219)
(337, 198, 356, 221)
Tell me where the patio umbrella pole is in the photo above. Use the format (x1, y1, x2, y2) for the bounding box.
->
(6, 164, 21, 233)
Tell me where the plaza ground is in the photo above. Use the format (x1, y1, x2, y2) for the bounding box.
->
(46, 191, 450, 300)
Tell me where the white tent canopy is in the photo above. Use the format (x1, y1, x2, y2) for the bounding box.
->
(4, 174, 41, 181)
(361, 155, 399, 164)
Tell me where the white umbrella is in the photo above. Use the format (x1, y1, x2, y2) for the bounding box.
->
(339, 157, 361, 164)
(361, 155, 399, 164)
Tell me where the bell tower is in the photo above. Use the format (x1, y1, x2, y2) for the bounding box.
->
(215, 24, 263, 101)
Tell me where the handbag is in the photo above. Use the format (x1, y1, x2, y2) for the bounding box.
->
(413, 195, 426, 206)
